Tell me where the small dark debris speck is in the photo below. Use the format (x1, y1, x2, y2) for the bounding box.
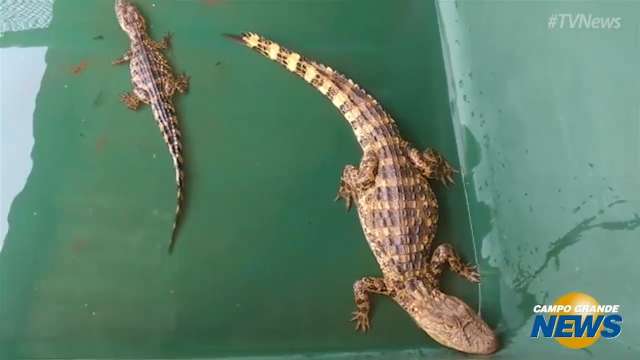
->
(93, 91, 104, 107)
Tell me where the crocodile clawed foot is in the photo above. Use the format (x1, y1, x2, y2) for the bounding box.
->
(334, 181, 354, 211)
(121, 93, 141, 111)
(112, 51, 131, 65)
(423, 148, 457, 187)
(438, 160, 457, 187)
(160, 32, 173, 49)
(438, 160, 458, 187)
(351, 311, 370, 332)
(175, 73, 190, 94)
(440, 161, 458, 186)
(464, 264, 481, 283)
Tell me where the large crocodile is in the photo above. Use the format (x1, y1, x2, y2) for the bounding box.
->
(228, 32, 498, 354)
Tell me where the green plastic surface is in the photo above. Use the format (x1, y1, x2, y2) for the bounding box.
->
(0, 0, 638, 359)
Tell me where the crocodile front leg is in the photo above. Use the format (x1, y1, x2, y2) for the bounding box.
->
(351, 276, 392, 331)
(407, 146, 456, 186)
(112, 50, 132, 65)
(335, 151, 377, 210)
(145, 32, 172, 50)
(429, 243, 480, 285)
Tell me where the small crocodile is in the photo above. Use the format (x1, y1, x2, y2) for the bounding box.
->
(228, 32, 498, 354)
(114, 0, 189, 252)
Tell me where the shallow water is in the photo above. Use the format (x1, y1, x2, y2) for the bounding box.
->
(0, 0, 638, 359)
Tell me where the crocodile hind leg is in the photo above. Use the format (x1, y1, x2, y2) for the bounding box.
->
(120, 87, 150, 111)
(406, 146, 457, 186)
(335, 151, 377, 210)
(121, 93, 142, 110)
(163, 73, 190, 97)
(174, 73, 190, 94)
(351, 277, 392, 331)
(429, 243, 480, 285)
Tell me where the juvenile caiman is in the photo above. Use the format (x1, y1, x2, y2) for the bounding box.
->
(227, 32, 498, 354)
(114, 0, 189, 252)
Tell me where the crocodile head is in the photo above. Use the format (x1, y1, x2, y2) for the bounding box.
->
(115, 0, 147, 37)
(397, 287, 499, 354)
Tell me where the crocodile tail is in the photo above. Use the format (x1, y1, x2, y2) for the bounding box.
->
(168, 138, 185, 253)
(228, 33, 334, 92)
(226, 32, 399, 149)
(168, 178, 183, 253)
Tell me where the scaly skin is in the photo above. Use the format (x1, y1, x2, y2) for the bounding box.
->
(229, 32, 498, 354)
(114, 0, 189, 252)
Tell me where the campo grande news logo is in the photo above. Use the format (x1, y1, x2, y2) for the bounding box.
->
(530, 292, 622, 349)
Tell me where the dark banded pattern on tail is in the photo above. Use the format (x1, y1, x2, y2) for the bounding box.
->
(228, 32, 401, 152)
(143, 69, 185, 254)
(165, 114, 184, 253)
(144, 94, 186, 253)
(169, 175, 184, 253)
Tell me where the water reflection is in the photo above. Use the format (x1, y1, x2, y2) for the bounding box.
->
(0, 47, 47, 250)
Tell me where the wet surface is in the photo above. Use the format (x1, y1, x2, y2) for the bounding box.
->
(0, 0, 474, 359)
(0, 0, 638, 359)
(437, 0, 640, 358)
(0, 46, 46, 243)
